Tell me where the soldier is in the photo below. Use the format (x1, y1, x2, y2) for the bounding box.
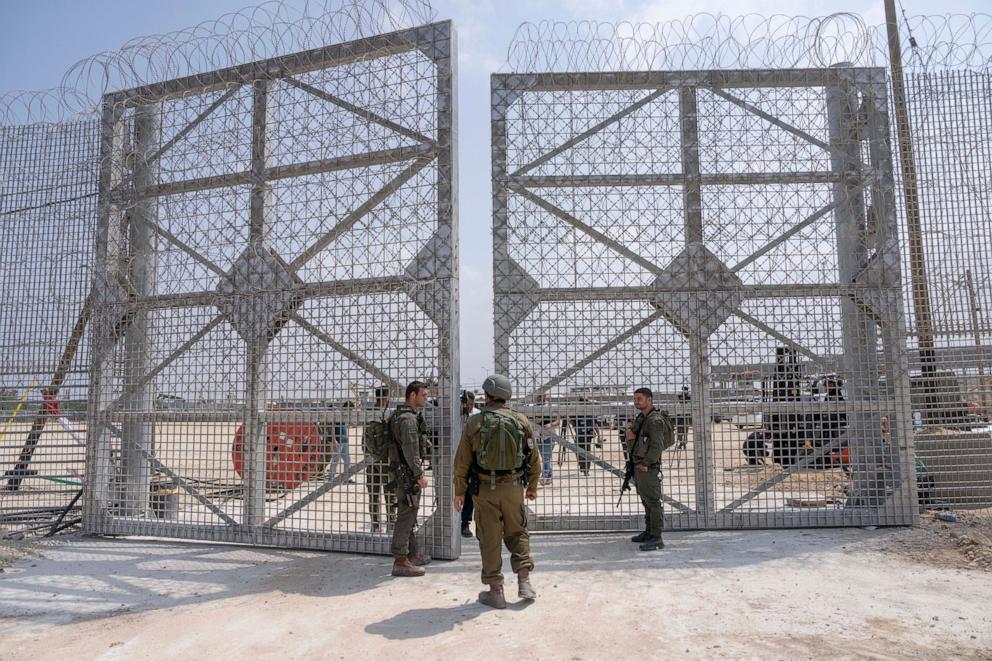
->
(366, 386, 394, 533)
(625, 387, 674, 552)
(453, 374, 541, 609)
(389, 381, 432, 577)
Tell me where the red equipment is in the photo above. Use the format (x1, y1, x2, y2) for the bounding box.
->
(231, 420, 324, 490)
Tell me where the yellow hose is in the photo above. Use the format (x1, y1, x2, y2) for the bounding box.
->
(0, 380, 36, 441)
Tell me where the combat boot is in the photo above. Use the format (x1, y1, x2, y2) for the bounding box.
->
(638, 535, 665, 551)
(478, 585, 507, 609)
(630, 531, 650, 543)
(517, 570, 537, 600)
(409, 553, 432, 566)
(391, 556, 426, 577)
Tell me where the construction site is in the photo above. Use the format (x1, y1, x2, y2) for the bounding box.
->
(0, 0, 990, 657)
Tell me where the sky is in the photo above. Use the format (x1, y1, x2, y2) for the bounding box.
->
(0, 0, 987, 388)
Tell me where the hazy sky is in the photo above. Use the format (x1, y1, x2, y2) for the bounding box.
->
(0, 0, 986, 387)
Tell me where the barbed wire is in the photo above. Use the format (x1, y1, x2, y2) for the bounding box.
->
(504, 13, 992, 73)
(0, 0, 435, 125)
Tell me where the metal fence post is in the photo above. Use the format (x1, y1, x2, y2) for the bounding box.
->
(119, 102, 160, 517)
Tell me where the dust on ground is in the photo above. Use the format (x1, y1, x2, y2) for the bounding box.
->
(873, 509, 992, 572)
(0, 537, 40, 570)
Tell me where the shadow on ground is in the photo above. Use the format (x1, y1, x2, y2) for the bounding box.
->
(0, 526, 873, 630)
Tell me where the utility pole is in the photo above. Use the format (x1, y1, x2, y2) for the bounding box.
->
(883, 0, 936, 379)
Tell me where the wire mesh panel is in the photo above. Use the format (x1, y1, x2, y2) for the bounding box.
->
(0, 120, 97, 534)
(492, 68, 916, 531)
(84, 21, 460, 557)
(902, 70, 992, 510)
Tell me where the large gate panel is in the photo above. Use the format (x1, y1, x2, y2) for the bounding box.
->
(84, 21, 459, 558)
(493, 68, 915, 531)
(0, 120, 98, 529)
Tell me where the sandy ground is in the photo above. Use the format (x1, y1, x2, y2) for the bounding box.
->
(0, 522, 991, 660)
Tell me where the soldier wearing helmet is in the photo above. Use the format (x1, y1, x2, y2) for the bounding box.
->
(452, 374, 542, 609)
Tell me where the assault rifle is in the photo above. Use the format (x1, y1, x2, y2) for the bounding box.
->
(388, 461, 422, 507)
(616, 416, 636, 507)
(616, 456, 634, 507)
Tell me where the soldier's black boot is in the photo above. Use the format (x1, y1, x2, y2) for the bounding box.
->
(638, 534, 664, 551)
(630, 531, 650, 543)
(478, 585, 507, 609)
(461, 522, 472, 538)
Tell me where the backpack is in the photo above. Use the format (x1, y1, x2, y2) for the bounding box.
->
(362, 415, 392, 463)
(657, 411, 676, 451)
(477, 408, 526, 473)
(638, 410, 676, 453)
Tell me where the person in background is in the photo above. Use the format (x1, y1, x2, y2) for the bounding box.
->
(572, 400, 599, 476)
(327, 401, 354, 483)
(533, 392, 558, 486)
(366, 386, 394, 532)
(675, 385, 690, 450)
(460, 389, 480, 538)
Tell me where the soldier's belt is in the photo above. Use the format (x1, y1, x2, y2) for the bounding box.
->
(477, 472, 524, 484)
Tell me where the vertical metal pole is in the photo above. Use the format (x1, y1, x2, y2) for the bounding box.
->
(85, 98, 127, 527)
(966, 270, 990, 416)
(244, 78, 273, 528)
(884, 0, 936, 377)
(680, 86, 713, 520)
(680, 87, 703, 245)
(827, 71, 882, 513)
(866, 72, 917, 523)
(689, 337, 713, 522)
(434, 22, 460, 559)
(120, 103, 159, 517)
(491, 77, 514, 377)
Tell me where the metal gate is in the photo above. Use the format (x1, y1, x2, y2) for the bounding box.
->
(492, 67, 917, 530)
(84, 21, 460, 557)
(0, 119, 97, 532)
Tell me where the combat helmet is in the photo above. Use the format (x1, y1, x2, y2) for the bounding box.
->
(482, 374, 512, 400)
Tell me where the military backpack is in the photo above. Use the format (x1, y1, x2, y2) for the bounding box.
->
(362, 414, 393, 464)
(476, 408, 526, 476)
(635, 410, 676, 455)
(657, 411, 676, 451)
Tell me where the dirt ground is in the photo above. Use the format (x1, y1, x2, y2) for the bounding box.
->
(1, 522, 991, 661)
(869, 510, 992, 572)
(0, 539, 39, 570)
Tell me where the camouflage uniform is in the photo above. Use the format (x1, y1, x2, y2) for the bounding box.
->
(389, 404, 426, 558)
(626, 408, 671, 541)
(453, 404, 542, 586)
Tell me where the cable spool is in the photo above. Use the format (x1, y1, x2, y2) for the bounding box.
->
(231, 420, 324, 491)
